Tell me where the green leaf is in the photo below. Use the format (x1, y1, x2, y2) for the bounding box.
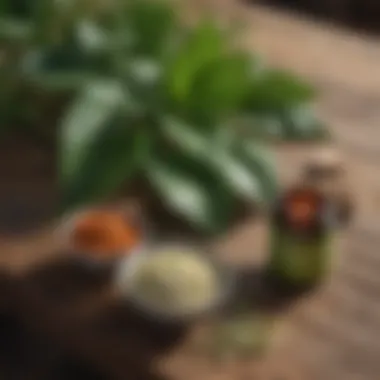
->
(59, 79, 127, 183)
(159, 116, 209, 158)
(233, 114, 284, 141)
(0, 18, 32, 41)
(146, 152, 234, 233)
(26, 26, 113, 74)
(76, 19, 109, 53)
(26, 45, 86, 72)
(127, 59, 161, 87)
(61, 118, 150, 212)
(245, 69, 315, 111)
(32, 0, 57, 43)
(21, 40, 112, 91)
(159, 118, 262, 203)
(234, 108, 329, 142)
(25, 72, 94, 92)
(0, 0, 58, 43)
(210, 148, 262, 203)
(22, 51, 94, 91)
(124, 0, 178, 58)
(124, 59, 162, 110)
(185, 52, 253, 121)
(0, 0, 33, 19)
(280, 106, 330, 141)
(234, 141, 278, 205)
(209, 127, 268, 204)
(165, 20, 226, 102)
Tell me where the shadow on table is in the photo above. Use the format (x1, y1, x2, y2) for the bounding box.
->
(221, 266, 307, 316)
(2, 257, 188, 380)
(0, 252, 317, 379)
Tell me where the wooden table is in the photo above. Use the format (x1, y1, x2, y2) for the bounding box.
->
(0, 222, 275, 380)
(1, 2, 380, 379)
(0, 215, 374, 380)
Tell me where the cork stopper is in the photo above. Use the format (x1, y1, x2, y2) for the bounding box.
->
(303, 148, 344, 180)
(300, 148, 354, 227)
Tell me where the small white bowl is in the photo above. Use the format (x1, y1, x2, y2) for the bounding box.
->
(114, 243, 236, 322)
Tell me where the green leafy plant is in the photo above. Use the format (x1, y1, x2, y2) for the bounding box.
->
(1, 0, 330, 234)
(0, 0, 80, 144)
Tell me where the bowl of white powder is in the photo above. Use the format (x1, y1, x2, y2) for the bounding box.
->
(114, 244, 235, 322)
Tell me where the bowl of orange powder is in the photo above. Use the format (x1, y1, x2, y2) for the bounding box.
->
(59, 204, 145, 267)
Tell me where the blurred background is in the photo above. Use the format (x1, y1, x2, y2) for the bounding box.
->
(0, 0, 380, 379)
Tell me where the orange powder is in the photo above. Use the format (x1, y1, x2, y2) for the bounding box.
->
(71, 210, 141, 258)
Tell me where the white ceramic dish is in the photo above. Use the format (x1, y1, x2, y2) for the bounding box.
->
(114, 243, 236, 322)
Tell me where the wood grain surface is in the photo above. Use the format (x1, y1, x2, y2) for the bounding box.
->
(0, 2, 380, 379)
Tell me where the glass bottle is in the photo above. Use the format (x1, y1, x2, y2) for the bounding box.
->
(265, 185, 336, 295)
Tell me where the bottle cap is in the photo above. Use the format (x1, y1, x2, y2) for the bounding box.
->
(303, 148, 344, 179)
